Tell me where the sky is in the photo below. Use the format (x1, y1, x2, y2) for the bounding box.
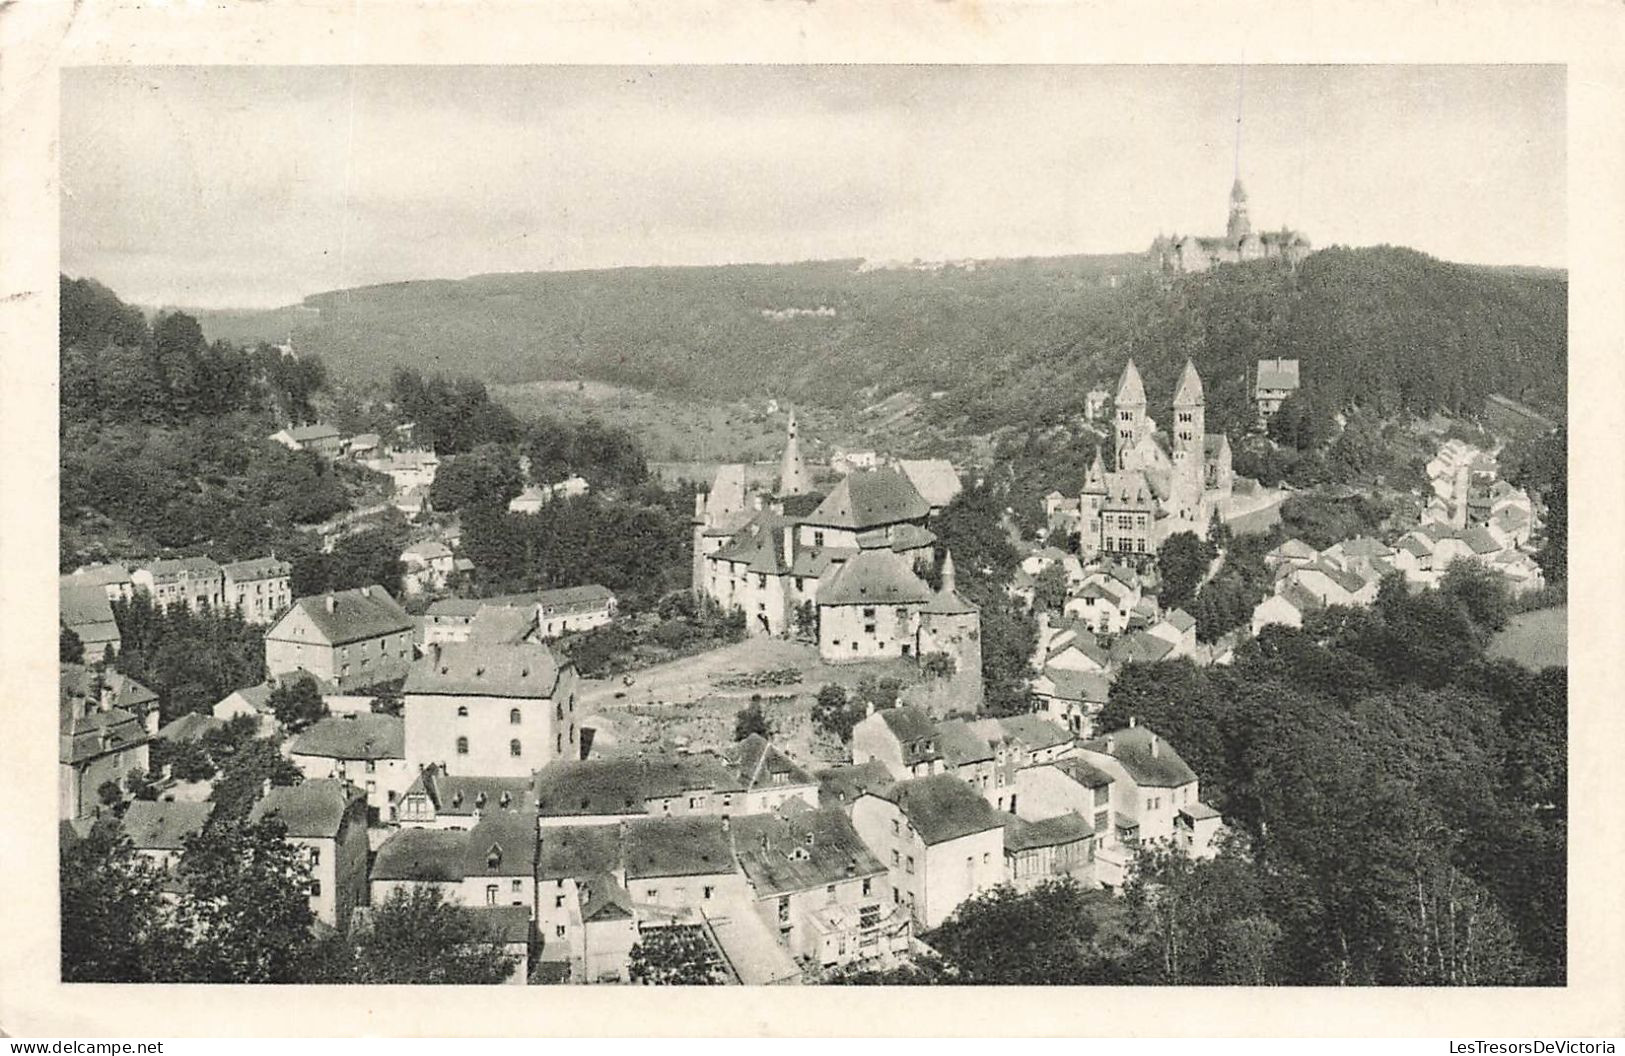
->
(61, 64, 1566, 309)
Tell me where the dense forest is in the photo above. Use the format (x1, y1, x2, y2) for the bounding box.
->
(197, 247, 1566, 437)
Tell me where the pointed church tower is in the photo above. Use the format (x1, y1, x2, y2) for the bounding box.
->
(1082, 446, 1107, 495)
(1226, 179, 1252, 243)
(1114, 359, 1148, 471)
(1172, 359, 1208, 526)
(1079, 446, 1108, 561)
(777, 407, 813, 497)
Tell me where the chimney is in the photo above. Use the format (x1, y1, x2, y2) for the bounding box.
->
(324, 594, 337, 614)
(760, 833, 770, 854)
(360, 586, 372, 598)
(1105, 735, 1116, 754)
(1151, 735, 1160, 758)
(98, 681, 114, 711)
(1128, 715, 1137, 728)
(720, 815, 730, 833)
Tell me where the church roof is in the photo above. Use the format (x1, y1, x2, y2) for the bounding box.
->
(1115, 359, 1146, 407)
(1173, 360, 1204, 406)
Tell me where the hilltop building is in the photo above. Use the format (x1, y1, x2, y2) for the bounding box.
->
(1072, 359, 1233, 563)
(1151, 178, 1310, 273)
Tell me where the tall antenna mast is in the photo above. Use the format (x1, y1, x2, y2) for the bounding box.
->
(1233, 63, 1246, 183)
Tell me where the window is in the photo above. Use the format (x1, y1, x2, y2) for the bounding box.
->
(510, 739, 522, 757)
(862, 877, 872, 897)
(309, 880, 321, 897)
(646, 888, 658, 901)
(365, 759, 376, 774)
(891, 850, 900, 867)
(486, 885, 498, 905)
(703, 885, 715, 901)
(510, 708, 522, 725)
(555, 702, 563, 721)
(555, 925, 566, 938)
(813, 531, 825, 547)
(905, 856, 915, 874)
(891, 819, 900, 836)
(778, 896, 790, 923)
(556, 733, 563, 754)
(555, 895, 565, 909)
(456, 737, 469, 755)
(982, 852, 991, 865)
(308, 848, 321, 867)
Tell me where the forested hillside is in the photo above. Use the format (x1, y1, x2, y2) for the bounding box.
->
(197, 247, 1566, 438)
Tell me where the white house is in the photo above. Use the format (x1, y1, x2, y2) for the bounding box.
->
(850, 774, 1007, 929)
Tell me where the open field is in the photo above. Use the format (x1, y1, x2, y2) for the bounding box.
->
(1487, 605, 1568, 669)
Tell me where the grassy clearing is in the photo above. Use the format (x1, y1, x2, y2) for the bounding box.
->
(1487, 605, 1567, 669)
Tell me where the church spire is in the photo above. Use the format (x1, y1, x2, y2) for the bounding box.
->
(1083, 445, 1107, 494)
(777, 406, 812, 497)
(939, 549, 957, 596)
(1173, 358, 1205, 407)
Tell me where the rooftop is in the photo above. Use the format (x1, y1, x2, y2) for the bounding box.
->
(404, 641, 565, 699)
(290, 712, 405, 761)
(1052, 756, 1116, 789)
(815, 761, 895, 810)
(893, 459, 963, 509)
(732, 807, 886, 896)
(818, 549, 934, 607)
(536, 824, 623, 880)
(121, 800, 214, 851)
(932, 719, 993, 766)
(1004, 812, 1096, 853)
(249, 779, 361, 839)
(371, 826, 468, 883)
(873, 773, 1004, 845)
(533, 754, 741, 817)
(1081, 725, 1198, 789)
(622, 816, 733, 880)
(275, 586, 412, 646)
(804, 469, 931, 531)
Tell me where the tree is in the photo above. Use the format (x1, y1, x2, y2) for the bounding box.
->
(60, 624, 84, 663)
(793, 599, 819, 639)
(628, 925, 728, 984)
(351, 887, 519, 984)
(170, 817, 320, 983)
(1439, 558, 1512, 633)
(268, 673, 327, 733)
(1157, 531, 1215, 612)
(208, 737, 303, 822)
(811, 683, 865, 743)
(733, 699, 773, 742)
(924, 879, 1147, 985)
(1031, 563, 1069, 614)
(60, 818, 181, 982)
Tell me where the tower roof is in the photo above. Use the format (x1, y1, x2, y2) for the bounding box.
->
(777, 408, 813, 497)
(1115, 359, 1146, 407)
(1083, 447, 1107, 493)
(1231, 177, 1248, 203)
(1173, 359, 1204, 406)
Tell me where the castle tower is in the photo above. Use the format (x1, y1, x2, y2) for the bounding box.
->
(777, 407, 813, 497)
(1079, 446, 1108, 559)
(918, 549, 983, 705)
(1114, 359, 1148, 471)
(1226, 179, 1252, 243)
(1171, 359, 1207, 524)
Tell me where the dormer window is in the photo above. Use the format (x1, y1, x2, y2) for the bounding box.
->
(486, 845, 502, 869)
(476, 792, 488, 809)
(499, 791, 512, 808)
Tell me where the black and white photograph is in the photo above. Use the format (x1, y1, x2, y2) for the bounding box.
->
(46, 61, 1574, 993)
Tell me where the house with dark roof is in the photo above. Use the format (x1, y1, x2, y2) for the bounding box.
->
(289, 713, 409, 823)
(733, 806, 909, 971)
(893, 459, 963, 515)
(59, 579, 121, 662)
(370, 810, 539, 924)
(850, 773, 1007, 928)
(723, 735, 820, 815)
(270, 422, 344, 457)
(221, 556, 292, 625)
(250, 779, 369, 930)
(1254, 357, 1301, 425)
(1077, 720, 1221, 859)
(815, 761, 896, 814)
(264, 585, 414, 693)
(403, 641, 579, 777)
(67, 563, 134, 602)
(59, 665, 155, 818)
(851, 705, 948, 782)
(1032, 665, 1111, 737)
(533, 747, 818, 827)
(396, 765, 537, 829)
(121, 799, 214, 877)
(211, 682, 278, 737)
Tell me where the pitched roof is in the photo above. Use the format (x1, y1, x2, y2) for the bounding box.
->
(220, 557, 291, 581)
(894, 459, 963, 509)
(60, 665, 157, 714)
(466, 606, 537, 646)
(817, 549, 934, 607)
(804, 469, 930, 531)
(815, 761, 895, 810)
(468, 905, 534, 945)
(1275, 581, 1326, 616)
(535, 585, 616, 614)
(1052, 756, 1116, 789)
(1255, 358, 1301, 393)
(1164, 608, 1197, 632)
(1082, 725, 1198, 788)
(142, 556, 223, 579)
(537, 824, 623, 880)
(1334, 536, 1394, 559)
(371, 826, 468, 883)
(69, 563, 132, 587)
(275, 586, 411, 646)
(872, 774, 1004, 845)
(1110, 631, 1176, 666)
(533, 754, 742, 817)
(577, 873, 636, 923)
(1115, 359, 1146, 406)
(1036, 667, 1111, 705)
(287, 423, 341, 442)
(622, 816, 734, 879)
(157, 711, 225, 744)
(1269, 538, 1318, 562)
(1295, 561, 1367, 595)
(404, 766, 535, 817)
(220, 682, 274, 713)
(404, 641, 564, 699)
(464, 811, 540, 878)
(121, 800, 214, 851)
(1461, 526, 1503, 555)
(985, 714, 1074, 753)
(426, 598, 483, 619)
(290, 713, 405, 761)
(932, 719, 994, 766)
(59, 700, 145, 765)
(1003, 812, 1096, 853)
(59, 582, 120, 645)
(249, 779, 361, 839)
(725, 735, 815, 791)
(706, 464, 750, 517)
(1173, 359, 1204, 406)
(401, 540, 453, 561)
(732, 807, 886, 896)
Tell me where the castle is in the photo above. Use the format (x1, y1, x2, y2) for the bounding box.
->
(1069, 359, 1233, 563)
(691, 412, 981, 683)
(1150, 178, 1311, 273)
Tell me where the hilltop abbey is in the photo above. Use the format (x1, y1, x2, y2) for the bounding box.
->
(1150, 178, 1311, 274)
